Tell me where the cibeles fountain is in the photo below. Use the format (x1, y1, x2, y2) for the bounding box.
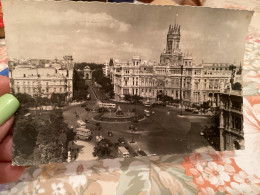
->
(94, 105, 144, 123)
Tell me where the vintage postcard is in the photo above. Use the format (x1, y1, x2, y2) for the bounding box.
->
(2, 0, 253, 165)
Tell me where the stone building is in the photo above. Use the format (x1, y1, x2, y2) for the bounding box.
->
(9, 55, 74, 100)
(109, 23, 241, 105)
(218, 84, 243, 151)
(77, 66, 92, 80)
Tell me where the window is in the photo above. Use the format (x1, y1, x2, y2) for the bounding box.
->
(60, 88, 62, 92)
(54, 88, 56, 92)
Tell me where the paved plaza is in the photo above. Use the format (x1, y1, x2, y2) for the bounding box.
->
(63, 96, 212, 159)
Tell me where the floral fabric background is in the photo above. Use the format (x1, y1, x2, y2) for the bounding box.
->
(0, 0, 260, 194)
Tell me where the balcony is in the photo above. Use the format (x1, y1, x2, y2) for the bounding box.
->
(231, 107, 242, 114)
(224, 127, 244, 138)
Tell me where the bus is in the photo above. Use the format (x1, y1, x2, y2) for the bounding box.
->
(118, 146, 130, 158)
(76, 128, 92, 141)
(98, 101, 116, 109)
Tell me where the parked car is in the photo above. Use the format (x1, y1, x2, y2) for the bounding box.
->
(137, 150, 147, 157)
(185, 108, 193, 112)
(96, 135, 104, 142)
(108, 131, 113, 137)
(77, 120, 86, 127)
(81, 103, 86, 107)
(192, 110, 199, 114)
(144, 102, 152, 107)
(118, 138, 125, 144)
(85, 107, 91, 111)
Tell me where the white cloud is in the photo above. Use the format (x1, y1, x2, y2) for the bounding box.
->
(12, 5, 131, 33)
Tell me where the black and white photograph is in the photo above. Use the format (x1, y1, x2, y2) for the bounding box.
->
(2, 0, 253, 165)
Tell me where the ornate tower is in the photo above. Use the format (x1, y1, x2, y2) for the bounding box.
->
(166, 24, 181, 54)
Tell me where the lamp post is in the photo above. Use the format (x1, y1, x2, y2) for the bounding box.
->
(180, 64, 183, 116)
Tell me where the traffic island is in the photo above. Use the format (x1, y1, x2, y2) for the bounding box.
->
(93, 113, 144, 123)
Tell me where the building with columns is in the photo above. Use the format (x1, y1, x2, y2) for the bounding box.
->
(218, 86, 243, 151)
(76, 66, 92, 81)
(9, 56, 74, 100)
(109, 23, 242, 105)
(218, 73, 243, 151)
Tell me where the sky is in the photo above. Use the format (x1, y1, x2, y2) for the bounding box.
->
(2, 0, 253, 64)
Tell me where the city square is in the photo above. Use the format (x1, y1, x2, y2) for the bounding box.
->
(6, 2, 245, 164)
(62, 85, 213, 160)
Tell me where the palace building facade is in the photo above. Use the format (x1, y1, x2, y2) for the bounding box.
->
(107, 24, 242, 105)
(9, 56, 74, 100)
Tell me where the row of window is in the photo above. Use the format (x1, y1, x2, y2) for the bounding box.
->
(15, 81, 71, 86)
(16, 87, 71, 93)
(123, 88, 192, 99)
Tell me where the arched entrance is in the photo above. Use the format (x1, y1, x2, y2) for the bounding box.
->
(157, 90, 163, 101)
(86, 73, 89, 80)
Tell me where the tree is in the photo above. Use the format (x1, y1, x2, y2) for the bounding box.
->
(173, 99, 181, 104)
(131, 94, 143, 103)
(124, 94, 131, 101)
(201, 101, 210, 113)
(162, 95, 173, 104)
(73, 68, 89, 101)
(33, 109, 75, 164)
(232, 82, 242, 90)
(92, 138, 113, 159)
(50, 93, 66, 106)
(15, 93, 35, 106)
(192, 103, 200, 110)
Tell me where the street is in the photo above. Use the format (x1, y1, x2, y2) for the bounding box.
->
(63, 97, 211, 160)
(62, 80, 213, 160)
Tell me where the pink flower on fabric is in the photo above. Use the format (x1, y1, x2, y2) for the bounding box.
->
(189, 164, 205, 185)
(226, 182, 254, 195)
(234, 171, 260, 184)
(202, 162, 230, 186)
